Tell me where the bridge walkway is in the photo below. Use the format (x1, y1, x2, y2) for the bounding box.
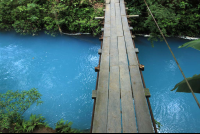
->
(92, 0, 154, 133)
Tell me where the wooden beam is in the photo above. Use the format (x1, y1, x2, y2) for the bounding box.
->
(92, 90, 97, 99)
(99, 37, 103, 41)
(134, 48, 139, 53)
(144, 88, 151, 97)
(92, 37, 110, 133)
(95, 65, 100, 72)
(95, 17, 104, 20)
(98, 49, 102, 55)
(127, 15, 139, 18)
(107, 66, 121, 133)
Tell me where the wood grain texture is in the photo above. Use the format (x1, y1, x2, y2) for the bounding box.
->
(107, 66, 121, 133)
(129, 65, 153, 133)
(92, 37, 110, 133)
(120, 65, 137, 133)
(104, 4, 110, 37)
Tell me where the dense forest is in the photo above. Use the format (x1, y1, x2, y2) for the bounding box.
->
(0, 0, 199, 41)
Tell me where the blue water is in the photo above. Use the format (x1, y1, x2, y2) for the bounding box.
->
(135, 37, 200, 133)
(1, 32, 200, 133)
(0, 32, 99, 130)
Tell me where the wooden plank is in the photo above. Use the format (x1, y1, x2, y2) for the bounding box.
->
(128, 14, 139, 17)
(107, 66, 121, 133)
(110, 36, 118, 66)
(120, 0, 126, 16)
(121, 16, 138, 66)
(110, 0, 115, 28)
(92, 90, 97, 99)
(120, 5, 153, 131)
(106, 0, 110, 4)
(144, 88, 151, 97)
(134, 48, 139, 53)
(129, 65, 153, 133)
(98, 49, 102, 55)
(92, 37, 110, 133)
(120, 65, 137, 133)
(110, 0, 118, 67)
(115, 3, 123, 37)
(104, 4, 110, 37)
(118, 37, 128, 67)
(95, 17, 104, 19)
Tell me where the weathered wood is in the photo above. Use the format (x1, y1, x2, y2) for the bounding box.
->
(110, 0, 115, 28)
(92, 37, 110, 133)
(127, 15, 139, 18)
(120, 0, 126, 16)
(118, 37, 128, 67)
(110, 36, 119, 66)
(95, 65, 100, 72)
(104, 4, 110, 37)
(92, 90, 97, 99)
(99, 37, 103, 41)
(120, 1, 153, 130)
(134, 48, 139, 53)
(106, 0, 110, 4)
(115, 3, 123, 37)
(107, 66, 121, 133)
(98, 49, 102, 55)
(120, 65, 137, 133)
(92, 0, 154, 132)
(115, 0, 119, 3)
(144, 88, 151, 97)
(129, 65, 153, 133)
(95, 17, 104, 19)
(121, 16, 138, 66)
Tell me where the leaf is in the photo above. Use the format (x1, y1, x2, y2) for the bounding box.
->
(178, 39, 200, 51)
(171, 74, 200, 93)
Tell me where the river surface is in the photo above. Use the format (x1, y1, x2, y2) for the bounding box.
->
(0, 32, 200, 132)
(135, 37, 200, 133)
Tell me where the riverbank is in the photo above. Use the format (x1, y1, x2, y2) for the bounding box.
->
(135, 34, 200, 40)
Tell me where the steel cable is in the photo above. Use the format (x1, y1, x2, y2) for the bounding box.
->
(143, 0, 200, 108)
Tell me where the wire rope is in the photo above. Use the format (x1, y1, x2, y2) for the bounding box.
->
(143, 0, 200, 108)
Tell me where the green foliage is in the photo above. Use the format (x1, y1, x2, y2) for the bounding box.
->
(0, 88, 43, 131)
(178, 39, 200, 51)
(154, 119, 162, 131)
(13, 114, 48, 133)
(0, 88, 78, 133)
(171, 74, 200, 93)
(0, 0, 104, 36)
(55, 119, 80, 133)
(126, 0, 200, 45)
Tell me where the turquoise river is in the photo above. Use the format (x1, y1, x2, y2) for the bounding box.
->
(0, 32, 200, 133)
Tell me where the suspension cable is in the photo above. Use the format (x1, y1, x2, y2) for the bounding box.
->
(143, 0, 200, 108)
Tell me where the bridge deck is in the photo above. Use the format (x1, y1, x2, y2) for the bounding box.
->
(92, 0, 153, 133)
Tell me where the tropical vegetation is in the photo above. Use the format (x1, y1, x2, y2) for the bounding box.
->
(171, 40, 200, 93)
(0, 0, 104, 36)
(0, 0, 199, 42)
(126, 0, 200, 44)
(0, 88, 80, 133)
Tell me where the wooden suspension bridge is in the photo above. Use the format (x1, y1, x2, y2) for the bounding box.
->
(90, 0, 156, 133)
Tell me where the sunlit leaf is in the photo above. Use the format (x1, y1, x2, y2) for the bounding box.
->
(178, 39, 200, 51)
(171, 74, 200, 93)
